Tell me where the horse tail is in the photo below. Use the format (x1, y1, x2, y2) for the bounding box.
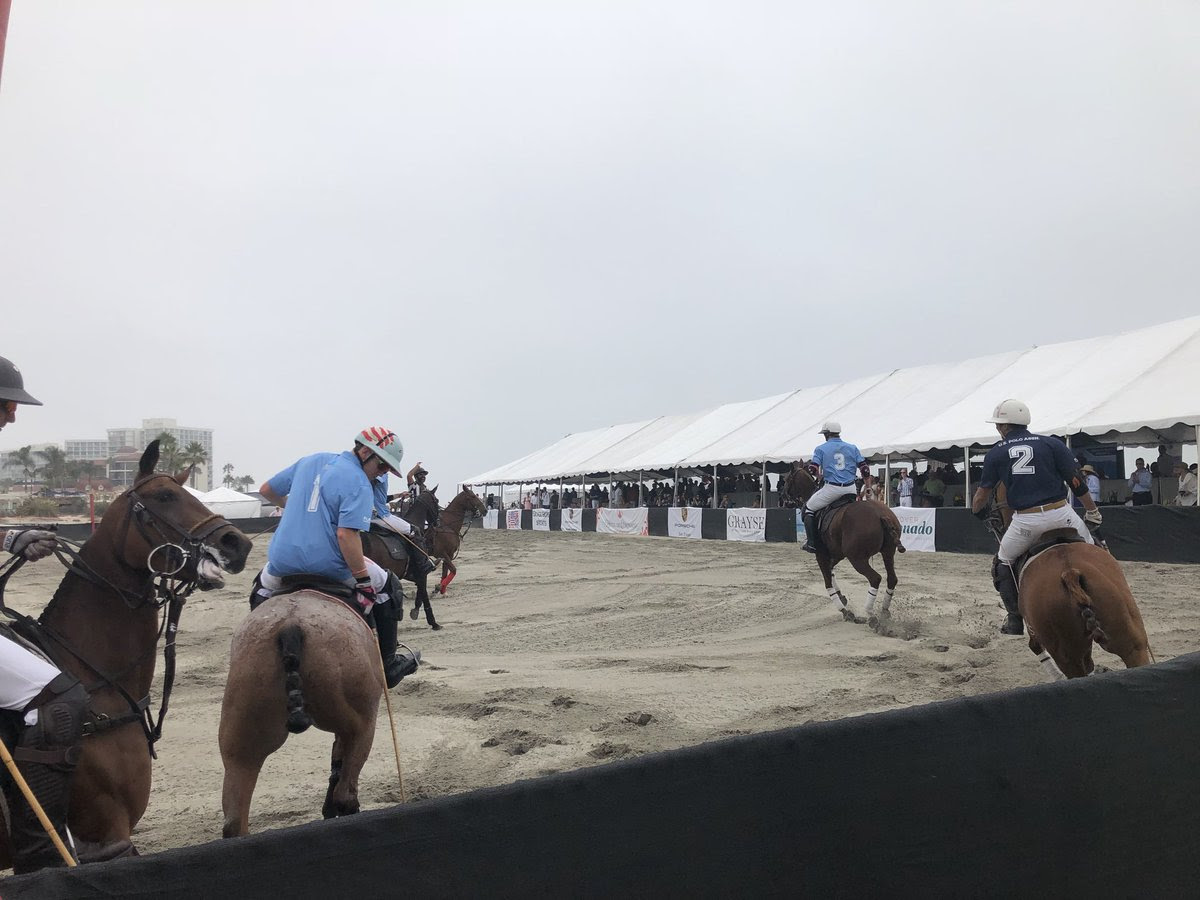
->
(1061, 568, 1108, 647)
(277, 624, 313, 734)
(883, 511, 906, 553)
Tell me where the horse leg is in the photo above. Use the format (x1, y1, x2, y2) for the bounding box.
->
(817, 556, 857, 622)
(879, 544, 898, 615)
(1027, 631, 1069, 681)
(420, 576, 441, 630)
(322, 737, 346, 819)
(847, 555, 881, 625)
(439, 559, 457, 595)
(324, 729, 373, 819)
(221, 756, 269, 838)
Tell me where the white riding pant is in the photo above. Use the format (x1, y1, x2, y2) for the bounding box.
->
(374, 513, 416, 537)
(806, 482, 858, 511)
(998, 505, 1093, 565)
(0, 637, 61, 723)
(898, 496, 913, 507)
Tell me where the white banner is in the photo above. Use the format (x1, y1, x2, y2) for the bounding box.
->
(560, 507, 583, 532)
(667, 507, 704, 539)
(505, 509, 522, 530)
(532, 509, 550, 531)
(726, 508, 766, 542)
(483, 509, 498, 529)
(596, 507, 648, 536)
(893, 506, 936, 552)
(795, 509, 806, 542)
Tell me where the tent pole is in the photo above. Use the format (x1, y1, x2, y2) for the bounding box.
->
(674, 467, 679, 506)
(963, 446, 970, 508)
(884, 454, 891, 507)
(762, 461, 767, 508)
(639, 470, 644, 507)
(712, 464, 717, 509)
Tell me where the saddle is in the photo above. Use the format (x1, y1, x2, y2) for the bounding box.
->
(813, 494, 857, 548)
(364, 526, 409, 561)
(268, 574, 369, 620)
(1013, 528, 1088, 588)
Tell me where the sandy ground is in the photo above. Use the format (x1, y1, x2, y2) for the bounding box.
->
(5, 530, 1198, 853)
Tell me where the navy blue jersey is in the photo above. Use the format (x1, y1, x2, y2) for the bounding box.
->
(980, 428, 1077, 509)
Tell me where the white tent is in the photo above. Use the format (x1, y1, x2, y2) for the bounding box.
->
(465, 316, 1200, 484)
(199, 486, 261, 519)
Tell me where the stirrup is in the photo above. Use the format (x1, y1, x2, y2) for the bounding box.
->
(384, 646, 422, 688)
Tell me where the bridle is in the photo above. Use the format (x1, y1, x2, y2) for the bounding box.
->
(0, 474, 234, 756)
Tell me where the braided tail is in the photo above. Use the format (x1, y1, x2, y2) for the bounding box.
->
(883, 511, 906, 553)
(1061, 568, 1108, 648)
(277, 624, 313, 734)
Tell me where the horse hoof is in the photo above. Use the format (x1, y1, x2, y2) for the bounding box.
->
(867, 615, 878, 630)
(840, 608, 860, 623)
(431, 623, 443, 631)
(410, 606, 420, 620)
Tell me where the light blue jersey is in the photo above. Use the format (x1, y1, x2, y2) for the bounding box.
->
(812, 438, 864, 486)
(266, 450, 373, 582)
(372, 475, 390, 519)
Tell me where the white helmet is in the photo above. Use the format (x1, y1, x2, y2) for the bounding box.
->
(819, 421, 841, 435)
(354, 426, 405, 473)
(986, 399, 1031, 426)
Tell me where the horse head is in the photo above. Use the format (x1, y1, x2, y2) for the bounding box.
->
(460, 486, 487, 518)
(97, 440, 253, 590)
(417, 485, 441, 526)
(782, 463, 818, 505)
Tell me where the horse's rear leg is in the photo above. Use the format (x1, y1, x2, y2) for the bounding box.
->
(324, 731, 373, 819)
(439, 559, 457, 595)
(848, 555, 881, 624)
(221, 758, 266, 838)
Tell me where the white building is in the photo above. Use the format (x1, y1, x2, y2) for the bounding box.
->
(106, 418, 215, 489)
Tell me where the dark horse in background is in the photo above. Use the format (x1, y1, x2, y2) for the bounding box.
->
(0, 441, 252, 868)
(361, 488, 442, 629)
(428, 487, 487, 596)
(782, 464, 904, 627)
(988, 483, 1152, 679)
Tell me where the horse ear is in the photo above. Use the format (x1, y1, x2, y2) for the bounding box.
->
(139, 441, 161, 477)
(175, 465, 194, 486)
(432, 484, 439, 495)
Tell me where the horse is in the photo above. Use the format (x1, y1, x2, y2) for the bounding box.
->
(782, 464, 904, 625)
(218, 578, 386, 837)
(0, 440, 252, 867)
(392, 487, 442, 627)
(428, 486, 487, 596)
(988, 485, 1152, 679)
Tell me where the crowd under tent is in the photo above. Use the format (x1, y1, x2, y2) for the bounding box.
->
(465, 316, 1200, 507)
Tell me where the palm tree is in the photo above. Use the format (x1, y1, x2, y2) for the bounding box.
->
(153, 433, 182, 474)
(6, 446, 39, 494)
(75, 460, 102, 489)
(233, 475, 256, 493)
(222, 463, 235, 488)
(183, 441, 209, 488)
(36, 447, 72, 494)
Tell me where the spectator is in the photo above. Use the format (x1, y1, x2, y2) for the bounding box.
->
(1080, 465, 1101, 507)
(588, 483, 601, 508)
(897, 468, 914, 507)
(1154, 445, 1179, 479)
(1128, 458, 1152, 506)
(922, 470, 946, 508)
(1174, 461, 1197, 507)
(550, 490, 559, 509)
(522, 493, 533, 511)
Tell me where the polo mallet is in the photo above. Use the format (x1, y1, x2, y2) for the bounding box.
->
(0, 735, 76, 867)
(373, 642, 408, 803)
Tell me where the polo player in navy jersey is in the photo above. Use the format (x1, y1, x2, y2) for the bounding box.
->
(970, 399, 1103, 635)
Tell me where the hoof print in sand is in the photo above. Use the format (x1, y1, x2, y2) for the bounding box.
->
(623, 712, 654, 727)
(481, 729, 557, 755)
(588, 741, 633, 760)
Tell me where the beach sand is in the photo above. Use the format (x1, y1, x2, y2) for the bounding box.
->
(5, 529, 1196, 852)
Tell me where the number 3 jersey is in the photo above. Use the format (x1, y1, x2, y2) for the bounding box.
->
(812, 438, 865, 486)
(980, 426, 1078, 510)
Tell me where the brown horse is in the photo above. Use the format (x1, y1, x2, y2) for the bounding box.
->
(782, 464, 904, 625)
(429, 486, 487, 595)
(218, 585, 384, 837)
(990, 486, 1152, 679)
(394, 487, 442, 627)
(0, 440, 252, 867)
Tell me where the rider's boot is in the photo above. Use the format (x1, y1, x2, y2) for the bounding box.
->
(992, 556, 1023, 635)
(407, 534, 435, 577)
(374, 574, 421, 687)
(801, 507, 818, 553)
(247, 569, 271, 611)
(7, 673, 87, 874)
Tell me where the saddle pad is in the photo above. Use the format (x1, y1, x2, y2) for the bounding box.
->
(0, 621, 56, 666)
(1017, 529, 1088, 590)
(364, 528, 408, 561)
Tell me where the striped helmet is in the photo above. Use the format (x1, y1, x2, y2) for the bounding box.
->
(354, 426, 404, 474)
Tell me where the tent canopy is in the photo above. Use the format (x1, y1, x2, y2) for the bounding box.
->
(465, 316, 1200, 484)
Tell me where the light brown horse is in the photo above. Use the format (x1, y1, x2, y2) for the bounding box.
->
(429, 486, 487, 595)
(783, 464, 904, 625)
(0, 440, 252, 867)
(218, 586, 383, 837)
(991, 485, 1152, 679)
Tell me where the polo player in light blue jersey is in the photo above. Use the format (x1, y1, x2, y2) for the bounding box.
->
(801, 421, 870, 553)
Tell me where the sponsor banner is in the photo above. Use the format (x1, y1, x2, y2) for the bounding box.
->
(894, 506, 936, 552)
(726, 508, 766, 542)
(483, 510, 498, 530)
(560, 508, 582, 532)
(532, 509, 551, 532)
(505, 509, 522, 530)
(596, 507, 649, 536)
(667, 507, 704, 539)
(796, 509, 806, 542)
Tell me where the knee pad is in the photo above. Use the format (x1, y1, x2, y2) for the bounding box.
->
(17, 675, 87, 769)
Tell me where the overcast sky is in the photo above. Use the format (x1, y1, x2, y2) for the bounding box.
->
(2, 1, 1197, 490)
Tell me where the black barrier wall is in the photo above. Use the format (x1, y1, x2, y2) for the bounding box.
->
(13, 653, 1200, 898)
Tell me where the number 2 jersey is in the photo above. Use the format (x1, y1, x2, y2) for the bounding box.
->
(979, 426, 1078, 510)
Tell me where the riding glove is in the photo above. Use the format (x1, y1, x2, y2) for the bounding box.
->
(3, 528, 57, 561)
(1083, 508, 1103, 527)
